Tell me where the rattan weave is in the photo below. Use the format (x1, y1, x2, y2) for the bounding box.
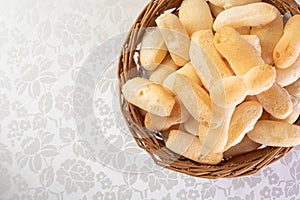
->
(118, 0, 300, 178)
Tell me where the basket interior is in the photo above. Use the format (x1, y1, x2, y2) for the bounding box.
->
(118, 0, 300, 178)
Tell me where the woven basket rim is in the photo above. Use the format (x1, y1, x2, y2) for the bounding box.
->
(117, 0, 300, 179)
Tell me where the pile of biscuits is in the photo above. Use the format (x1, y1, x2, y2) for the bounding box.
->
(122, 0, 300, 164)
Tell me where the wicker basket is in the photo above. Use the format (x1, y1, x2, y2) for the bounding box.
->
(118, 0, 300, 178)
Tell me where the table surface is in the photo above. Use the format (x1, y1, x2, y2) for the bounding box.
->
(0, 0, 300, 199)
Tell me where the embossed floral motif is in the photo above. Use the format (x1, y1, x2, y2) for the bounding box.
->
(260, 186, 271, 199)
(184, 177, 196, 187)
(55, 86, 74, 119)
(55, 86, 93, 119)
(33, 187, 49, 200)
(263, 167, 274, 177)
(0, 165, 11, 195)
(15, 60, 57, 98)
(272, 187, 283, 198)
(188, 189, 200, 200)
(12, 175, 28, 193)
(0, 22, 8, 47)
(104, 192, 116, 200)
(56, 159, 95, 194)
(268, 173, 279, 185)
(16, 131, 58, 172)
(96, 172, 112, 190)
(232, 173, 262, 189)
(7, 119, 31, 146)
(0, 94, 9, 121)
(54, 13, 91, 46)
(0, 143, 13, 164)
(94, 98, 110, 116)
(93, 191, 104, 200)
(140, 167, 178, 192)
(176, 189, 187, 200)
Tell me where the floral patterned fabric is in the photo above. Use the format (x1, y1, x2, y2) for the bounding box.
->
(0, 0, 300, 199)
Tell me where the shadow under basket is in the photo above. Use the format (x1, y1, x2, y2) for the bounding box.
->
(117, 0, 300, 178)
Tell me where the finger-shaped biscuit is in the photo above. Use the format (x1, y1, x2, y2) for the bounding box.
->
(210, 76, 248, 107)
(256, 83, 293, 119)
(179, 0, 213, 35)
(177, 63, 203, 86)
(273, 15, 300, 69)
(247, 120, 300, 147)
(173, 74, 212, 125)
(156, 13, 190, 66)
(183, 116, 200, 135)
(162, 62, 202, 92)
(241, 35, 262, 55)
(199, 105, 235, 154)
(224, 101, 262, 151)
(213, 2, 277, 31)
(122, 77, 176, 117)
(214, 26, 264, 76)
(149, 55, 179, 84)
(208, 0, 261, 9)
(144, 99, 189, 131)
(250, 9, 283, 64)
(276, 56, 300, 87)
(190, 30, 233, 89)
(166, 130, 223, 164)
(140, 27, 168, 70)
(285, 78, 300, 98)
(242, 64, 276, 95)
(184, 116, 209, 137)
(224, 135, 261, 159)
(186, 118, 211, 139)
(270, 97, 300, 124)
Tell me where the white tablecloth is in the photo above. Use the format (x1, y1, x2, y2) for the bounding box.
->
(0, 0, 299, 199)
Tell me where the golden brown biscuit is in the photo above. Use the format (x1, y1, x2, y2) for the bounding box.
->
(273, 15, 300, 69)
(179, 0, 213, 35)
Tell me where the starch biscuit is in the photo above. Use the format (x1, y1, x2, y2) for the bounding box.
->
(250, 9, 283, 64)
(179, 0, 213, 35)
(213, 2, 277, 31)
(273, 15, 300, 69)
(140, 27, 168, 70)
(256, 83, 293, 119)
(149, 55, 179, 84)
(156, 13, 190, 66)
(209, 0, 261, 9)
(173, 74, 212, 124)
(224, 101, 262, 151)
(166, 130, 223, 164)
(242, 64, 276, 95)
(190, 30, 233, 89)
(247, 120, 300, 147)
(214, 26, 264, 76)
(122, 77, 176, 117)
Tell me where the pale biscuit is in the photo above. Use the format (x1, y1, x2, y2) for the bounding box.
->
(256, 83, 293, 119)
(213, 2, 277, 31)
(247, 120, 300, 147)
(179, 0, 213, 35)
(140, 27, 168, 70)
(166, 130, 223, 164)
(273, 15, 300, 69)
(250, 9, 283, 64)
(156, 13, 190, 66)
(122, 77, 176, 117)
(224, 101, 262, 151)
(214, 26, 264, 76)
